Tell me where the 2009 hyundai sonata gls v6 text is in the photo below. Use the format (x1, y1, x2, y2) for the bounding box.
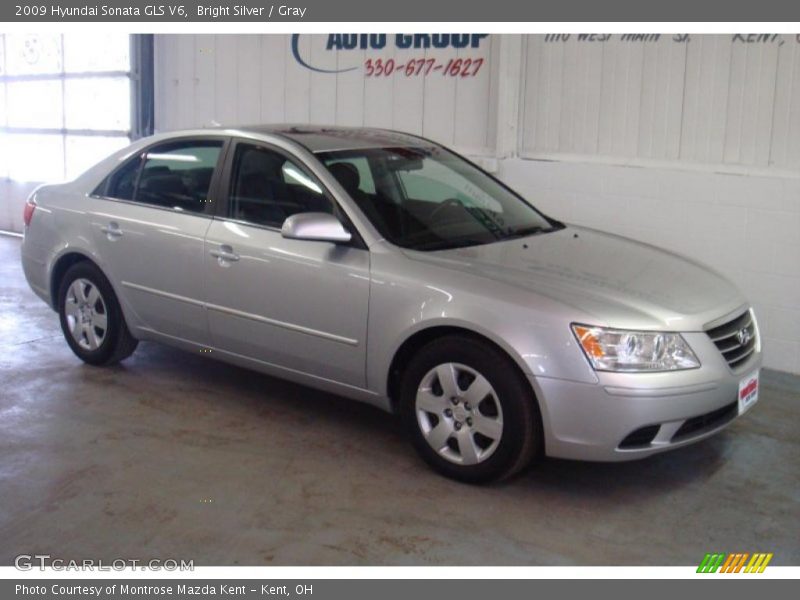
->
(21, 126, 762, 482)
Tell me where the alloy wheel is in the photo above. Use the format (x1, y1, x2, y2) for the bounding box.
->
(64, 278, 108, 351)
(415, 362, 504, 465)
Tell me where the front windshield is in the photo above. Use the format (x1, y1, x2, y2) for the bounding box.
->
(318, 145, 561, 251)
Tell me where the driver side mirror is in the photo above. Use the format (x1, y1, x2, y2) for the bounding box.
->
(281, 212, 352, 244)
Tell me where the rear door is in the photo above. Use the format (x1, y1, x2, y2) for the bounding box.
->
(202, 139, 370, 387)
(90, 137, 227, 344)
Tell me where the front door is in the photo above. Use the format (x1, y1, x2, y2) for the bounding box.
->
(203, 141, 370, 387)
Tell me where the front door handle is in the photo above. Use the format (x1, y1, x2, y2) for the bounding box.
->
(100, 222, 123, 239)
(209, 245, 240, 263)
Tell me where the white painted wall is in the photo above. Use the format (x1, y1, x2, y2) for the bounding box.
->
(155, 34, 498, 156)
(521, 34, 800, 172)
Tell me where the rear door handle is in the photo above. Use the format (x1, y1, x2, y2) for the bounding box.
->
(209, 245, 240, 263)
(100, 222, 123, 239)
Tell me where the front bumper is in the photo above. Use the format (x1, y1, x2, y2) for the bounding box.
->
(531, 331, 762, 461)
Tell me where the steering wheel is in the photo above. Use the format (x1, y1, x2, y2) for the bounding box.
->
(429, 198, 466, 223)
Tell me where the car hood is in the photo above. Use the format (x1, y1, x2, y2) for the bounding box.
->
(402, 225, 747, 331)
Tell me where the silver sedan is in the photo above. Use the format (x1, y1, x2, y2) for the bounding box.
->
(20, 126, 762, 482)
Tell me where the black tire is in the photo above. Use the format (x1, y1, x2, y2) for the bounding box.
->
(400, 335, 542, 484)
(57, 261, 138, 366)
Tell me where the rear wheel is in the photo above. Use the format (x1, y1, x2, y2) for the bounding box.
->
(400, 335, 542, 483)
(58, 262, 138, 365)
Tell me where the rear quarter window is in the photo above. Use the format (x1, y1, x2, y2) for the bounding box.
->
(94, 155, 141, 200)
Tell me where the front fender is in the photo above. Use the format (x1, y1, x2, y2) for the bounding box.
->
(366, 249, 599, 398)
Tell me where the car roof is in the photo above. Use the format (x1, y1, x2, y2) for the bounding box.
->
(224, 124, 435, 153)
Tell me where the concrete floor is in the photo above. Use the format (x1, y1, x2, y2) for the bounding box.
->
(0, 234, 798, 566)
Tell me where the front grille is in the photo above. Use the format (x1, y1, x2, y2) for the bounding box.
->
(619, 425, 660, 449)
(671, 401, 738, 442)
(706, 310, 757, 370)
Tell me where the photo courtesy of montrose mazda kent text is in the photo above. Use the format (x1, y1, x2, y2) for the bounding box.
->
(20, 125, 762, 482)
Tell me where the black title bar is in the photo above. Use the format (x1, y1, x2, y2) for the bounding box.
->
(3, 0, 800, 22)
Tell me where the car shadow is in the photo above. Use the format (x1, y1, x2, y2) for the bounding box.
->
(101, 340, 731, 500)
(518, 438, 730, 496)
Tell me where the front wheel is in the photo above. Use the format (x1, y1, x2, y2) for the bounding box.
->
(400, 335, 542, 483)
(57, 261, 138, 366)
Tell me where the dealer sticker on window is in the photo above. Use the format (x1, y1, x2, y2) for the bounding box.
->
(738, 371, 759, 415)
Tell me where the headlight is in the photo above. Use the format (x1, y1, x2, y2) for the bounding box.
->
(571, 324, 700, 372)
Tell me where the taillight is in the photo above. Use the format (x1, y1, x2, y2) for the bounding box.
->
(23, 197, 36, 227)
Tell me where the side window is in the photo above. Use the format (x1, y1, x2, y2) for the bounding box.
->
(135, 140, 222, 213)
(228, 143, 334, 228)
(95, 155, 142, 200)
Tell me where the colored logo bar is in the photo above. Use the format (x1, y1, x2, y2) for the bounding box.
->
(697, 552, 773, 573)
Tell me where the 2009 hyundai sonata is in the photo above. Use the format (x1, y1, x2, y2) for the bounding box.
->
(21, 125, 762, 482)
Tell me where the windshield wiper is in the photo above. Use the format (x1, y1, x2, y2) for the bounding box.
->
(505, 226, 545, 238)
(505, 224, 561, 239)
